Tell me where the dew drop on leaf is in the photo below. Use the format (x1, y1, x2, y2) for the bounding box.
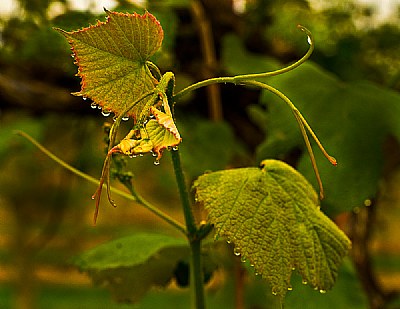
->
(122, 116, 129, 121)
(302, 280, 308, 285)
(241, 256, 246, 263)
(102, 110, 111, 117)
(287, 286, 293, 291)
(154, 160, 160, 166)
(319, 289, 326, 294)
(172, 146, 179, 151)
(90, 102, 97, 109)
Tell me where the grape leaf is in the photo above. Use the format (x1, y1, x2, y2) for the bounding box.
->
(73, 233, 188, 303)
(117, 106, 182, 159)
(55, 10, 163, 118)
(193, 159, 351, 298)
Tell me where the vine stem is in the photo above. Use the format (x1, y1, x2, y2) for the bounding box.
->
(14, 130, 187, 235)
(170, 149, 205, 309)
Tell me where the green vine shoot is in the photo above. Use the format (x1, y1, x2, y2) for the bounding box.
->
(16, 9, 351, 309)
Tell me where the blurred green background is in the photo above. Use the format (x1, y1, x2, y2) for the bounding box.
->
(1, 0, 400, 308)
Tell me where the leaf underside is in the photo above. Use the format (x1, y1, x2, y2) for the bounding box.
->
(193, 159, 351, 298)
(56, 10, 164, 119)
(74, 233, 188, 303)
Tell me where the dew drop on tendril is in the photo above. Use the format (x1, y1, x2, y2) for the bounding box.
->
(307, 36, 312, 45)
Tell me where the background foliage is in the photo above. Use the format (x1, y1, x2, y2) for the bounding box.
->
(1, 0, 400, 308)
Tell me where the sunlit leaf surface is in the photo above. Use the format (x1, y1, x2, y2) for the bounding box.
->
(194, 159, 351, 298)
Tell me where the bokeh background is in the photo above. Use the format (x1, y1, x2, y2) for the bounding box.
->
(1, 0, 400, 308)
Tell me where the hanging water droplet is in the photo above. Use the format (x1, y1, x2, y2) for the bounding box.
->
(250, 263, 254, 267)
(287, 286, 293, 291)
(151, 151, 157, 157)
(129, 154, 137, 158)
(272, 290, 278, 296)
(172, 146, 179, 151)
(101, 110, 111, 117)
(97, 105, 102, 110)
(240, 256, 246, 263)
(226, 239, 231, 244)
(139, 153, 144, 157)
(302, 280, 308, 285)
(122, 116, 129, 121)
(307, 35, 312, 45)
(154, 160, 160, 166)
(291, 267, 296, 271)
(233, 247, 241, 256)
(319, 289, 326, 294)
(82, 96, 87, 101)
(113, 116, 117, 122)
(90, 102, 97, 109)
(255, 272, 259, 276)
(71, 54, 75, 59)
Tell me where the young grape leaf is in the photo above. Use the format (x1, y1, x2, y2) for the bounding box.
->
(55, 10, 164, 119)
(73, 233, 188, 303)
(193, 159, 351, 298)
(116, 106, 182, 159)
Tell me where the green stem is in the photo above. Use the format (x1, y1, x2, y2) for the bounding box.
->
(174, 25, 313, 101)
(170, 149, 197, 236)
(14, 130, 186, 235)
(190, 239, 205, 309)
(170, 149, 205, 309)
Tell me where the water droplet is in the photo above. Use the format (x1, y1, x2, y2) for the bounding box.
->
(250, 263, 254, 267)
(291, 267, 296, 271)
(226, 239, 231, 244)
(307, 35, 312, 45)
(122, 116, 129, 121)
(129, 154, 137, 158)
(97, 105, 102, 110)
(101, 110, 111, 117)
(255, 272, 259, 276)
(71, 54, 75, 58)
(139, 153, 144, 157)
(113, 116, 117, 122)
(272, 290, 278, 296)
(153, 160, 160, 166)
(287, 286, 293, 291)
(233, 247, 241, 256)
(90, 102, 97, 109)
(172, 146, 179, 151)
(151, 151, 157, 157)
(240, 256, 246, 263)
(82, 96, 87, 100)
(319, 289, 326, 294)
(302, 280, 308, 285)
